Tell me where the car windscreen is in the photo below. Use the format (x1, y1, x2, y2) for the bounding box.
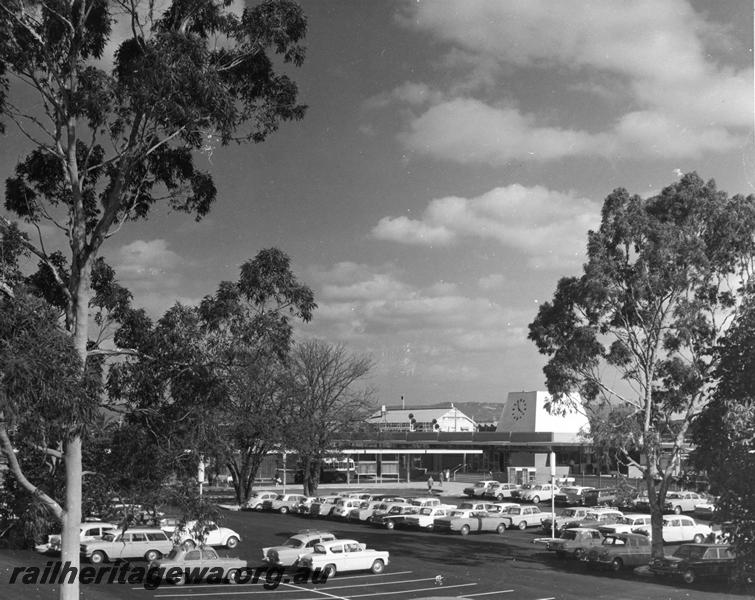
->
(560, 530, 577, 540)
(562, 508, 579, 517)
(101, 533, 117, 542)
(420, 508, 433, 515)
(283, 538, 303, 548)
(673, 545, 705, 559)
(312, 544, 326, 554)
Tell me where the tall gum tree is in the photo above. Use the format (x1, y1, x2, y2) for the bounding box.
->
(0, 2, 307, 598)
(528, 173, 755, 558)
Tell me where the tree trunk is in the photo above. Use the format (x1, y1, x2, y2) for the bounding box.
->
(61, 437, 82, 600)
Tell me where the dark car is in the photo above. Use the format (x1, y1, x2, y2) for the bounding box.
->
(585, 532, 652, 571)
(583, 488, 619, 507)
(649, 544, 736, 584)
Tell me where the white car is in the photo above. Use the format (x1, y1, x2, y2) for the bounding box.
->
(331, 498, 366, 518)
(554, 486, 595, 505)
(47, 521, 117, 552)
(243, 491, 279, 511)
(347, 501, 385, 521)
(502, 505, 544, 530)
(403, 506, 453, 529)
(485, 483, 521, 501)
(520, 484, 560, 504)
(663, 491, 705, 514)
(598, 514, 653, 536)
(266, 494, 308, 514)
(408, 496, 442, 508)
(262, 530, 337, 566)
(176, 521, 241, 549)
(298, 538, 390, 577)
(633, 515, 712, 544)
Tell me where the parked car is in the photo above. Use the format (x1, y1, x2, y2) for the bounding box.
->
(292, 496, 318, 515)
(663, 491, 706, 514)
(158, 517, 181, 536)
(546, 527, 605, 559)
(693, 499, 719, 521)
(265, 494, 309, 514)
(462, 480, 499, 497)
(47, 521, 117, 553)
(308, 496, 341, 518)
(520, 483, 560, 504)
(347, 501, 385, 522)
(402, 506, 453, 530)
(433, 510, 510, 536)
(485, 483, 521, 501)
(243, 491, 279, 511)
(81, 527, 173, 564)
(633, 515, 712, 544)
(149, 546, 247, 585)
(649, 543, 736, 584)
(598, 514, 653, 536)
(368, 504, 418, 529)
(566, 508, 624, 531)
(583, 487, 619, 507)
(175, 521, 241, 550)
(540, 507, 593, 535)
(330, 498, 365, 519)
(510, 483, 534, 500)
(457, 501, 501, 513)
(408, 496, 443, 508)
(585, 532, 653, 571)
(554, 486, 596, 505)
(298, 538, 389, 577)
(502, 505, 544, 530)
(262, 530, 337, 566)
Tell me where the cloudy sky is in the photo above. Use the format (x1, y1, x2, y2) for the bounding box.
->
(2, 1, 753, 407)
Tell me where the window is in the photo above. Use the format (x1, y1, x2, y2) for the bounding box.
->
(330, 545, 343, 554)
(147, 533, 167, 541)
(202, 548, 219, 560)
(131, 533, 147, 542)
(185, 550, 201, 561)
(345, 543, 361, 552)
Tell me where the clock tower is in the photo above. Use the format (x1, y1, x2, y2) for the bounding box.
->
(496, 391, 590, 438)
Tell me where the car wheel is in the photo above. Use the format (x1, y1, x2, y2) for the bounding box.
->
(226, 569, 239, 584)
(385, 521, 395, 530)
(682, 568, 696, 584)
(674, 505, 682, 515)
(531, 496, 540, 504)
(496, 523, 506, 535)
(460, 525, 471, 536)
(226, 536, 240, 549)
(497, 494, 504, 501)
(610, 557, 623, 572)
(279, 507, 288, 514)
(370, 559, 385, 574)
(254, 504, 262, 511)
(182, 539, 196, 551)
(145, 549, 161, 561)
(90, 551, 106, 565)
(518, 521, 528, 530)
(693, 533, 704, 544)
(324, 564, 337, 578)
(171, 572, 186, 586)
(573, 548, 585, 560)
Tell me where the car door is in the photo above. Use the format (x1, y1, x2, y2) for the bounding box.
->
(204, 524, 222, 546)
(111, 533, 129, 560)
(664, 518, 682, 542)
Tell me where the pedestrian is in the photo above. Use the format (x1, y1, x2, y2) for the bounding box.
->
(427, 475, 434, 493)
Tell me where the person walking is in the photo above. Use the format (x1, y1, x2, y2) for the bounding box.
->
(427, 475, 434, 493)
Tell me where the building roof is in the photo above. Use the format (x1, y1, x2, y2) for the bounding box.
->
(367, 406, 474, 423)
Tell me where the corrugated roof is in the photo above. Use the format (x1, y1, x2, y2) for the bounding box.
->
(367, 407, 474, 423)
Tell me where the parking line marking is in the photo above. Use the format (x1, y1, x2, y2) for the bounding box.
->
(297, 577, 439, 591)
(462, 591, 515, 597)
(346, 582, 477, 598)
(280, 581, 350, 600)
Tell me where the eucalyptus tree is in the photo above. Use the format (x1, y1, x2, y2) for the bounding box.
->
(0, 1, 307, 597)
(283, 340, 374, 497)
(691, 297, 755, 579)
(529, 173, 755, 557)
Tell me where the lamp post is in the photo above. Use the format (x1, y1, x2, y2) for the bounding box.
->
(550, 451, 556, 539)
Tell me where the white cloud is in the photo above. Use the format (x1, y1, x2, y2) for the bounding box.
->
(114, 239, 182, 280)
(371, 184, 599, 269)
(390, 0, 751, 162)
(478, 274, 505, 291)
(372, 215, 455, 245)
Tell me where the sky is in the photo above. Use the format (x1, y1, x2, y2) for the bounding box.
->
(1, 0, 753, 407)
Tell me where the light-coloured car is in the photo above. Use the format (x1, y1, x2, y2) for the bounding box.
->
(403, 506, 453, 529)
(520, 483, 560, 504)
(176, 521, 241, 550)
(546, 527, 605, 559)
(540, 507, 593, 535)
(462, 480, 499, 497)
(598, 514, 653, 536)
(81, 527, 173, 564)
(346, 501, 385, 522)
(149, 546, 247, 585)
(48, 521, 117, 553)
(331, 498, 366, 519)
(485, 483, 521, 501)
(502, 505, 544, 530)
(408, 496, 442, 508)
(243, 491, 279, 511)
(433, 510, 511, 536)
(633, 515, 712, 544)
(262, 530, 337, 566)
(265, 494, 308, 514)
(663, 491, 705, 514)
(298, 538, 390, 577)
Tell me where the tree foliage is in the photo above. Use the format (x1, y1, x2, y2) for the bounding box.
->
(529, 173, 755, 557)
(691, 297, 755, 579)
(108, 248, 315, 504)
(283, 340, 374, 497)
(0, 2, 308, 596)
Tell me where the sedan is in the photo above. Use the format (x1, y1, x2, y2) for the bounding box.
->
(148, 546, 247, 586)
(585, 532, 652, 571)
(298, 539, 389, 577)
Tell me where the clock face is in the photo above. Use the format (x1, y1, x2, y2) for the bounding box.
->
(511, 397, 527, 421)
